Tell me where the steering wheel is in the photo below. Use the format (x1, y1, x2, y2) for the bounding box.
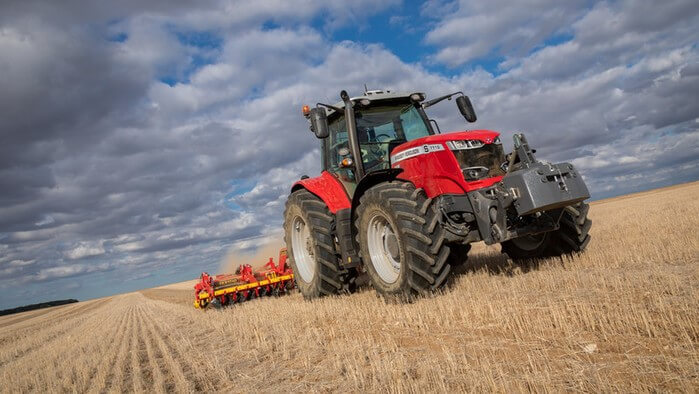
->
(374, 133, 392, 143)
(365, 133, 391, 157)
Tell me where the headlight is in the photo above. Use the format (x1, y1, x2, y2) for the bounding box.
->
(493, 136, 501, 144)
(446, 140, 484, 150)
(463, 166, 490, 181)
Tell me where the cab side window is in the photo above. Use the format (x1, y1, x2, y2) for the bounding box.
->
(327, 116, 348, 171)
(326, 116, 356, 186)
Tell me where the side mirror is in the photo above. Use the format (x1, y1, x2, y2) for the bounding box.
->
(309, 107, 329, 138)
(456, 96, 477, 123)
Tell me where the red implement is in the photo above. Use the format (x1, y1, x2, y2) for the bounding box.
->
(194, 248, 294, 309)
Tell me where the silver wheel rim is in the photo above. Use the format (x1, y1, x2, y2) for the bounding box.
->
(291, 216, 315, 282)
(511, 233, 546, 251)
(366, 213, 401, 283)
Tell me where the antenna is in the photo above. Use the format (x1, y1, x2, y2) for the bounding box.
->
(364, 83, 368, 94)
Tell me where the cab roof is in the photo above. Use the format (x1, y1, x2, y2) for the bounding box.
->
(323, 89, 425, 118)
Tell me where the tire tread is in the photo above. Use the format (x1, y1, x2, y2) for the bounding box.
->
(283, 189, 354, 299)
(355, 181, 452, 300)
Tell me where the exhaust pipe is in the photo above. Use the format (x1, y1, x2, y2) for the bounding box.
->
(341, 90, 365, 180)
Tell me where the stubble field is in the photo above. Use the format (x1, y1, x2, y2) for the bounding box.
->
(1, 182, 697, 392)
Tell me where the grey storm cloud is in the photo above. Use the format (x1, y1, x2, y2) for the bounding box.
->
(0, 0, 698, 308)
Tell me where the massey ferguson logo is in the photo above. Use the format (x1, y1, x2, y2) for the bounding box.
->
(391, 144, 445, 165)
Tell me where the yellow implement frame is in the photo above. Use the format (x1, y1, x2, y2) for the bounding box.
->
(194, 272, 294, 308)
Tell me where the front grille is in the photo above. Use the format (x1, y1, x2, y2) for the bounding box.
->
(451, 144, 506, 181)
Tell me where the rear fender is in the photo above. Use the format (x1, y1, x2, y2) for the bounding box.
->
(291, 171, 350, 214)
(291, 169, 405, 269)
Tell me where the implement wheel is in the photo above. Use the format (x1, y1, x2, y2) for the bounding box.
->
(502, 202, 592, 260)
(284, 189, 355, 299)
(355, 181, 452, 300)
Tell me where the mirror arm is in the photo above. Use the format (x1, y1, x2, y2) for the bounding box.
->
(422, 91, 464, 109)
(317, 102, 343, 112)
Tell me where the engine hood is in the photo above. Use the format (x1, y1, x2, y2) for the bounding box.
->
(393, 130, 501, 154)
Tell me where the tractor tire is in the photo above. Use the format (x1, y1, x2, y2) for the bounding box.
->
(501, 202, 592, 260)
(284, 189, 354, 300)
(355, 181, 452, 300)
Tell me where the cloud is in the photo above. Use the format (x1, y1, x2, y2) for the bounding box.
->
(34, 263, 112, 281)
(424, 0, 589, 67)
(35, 215, 55, 227)
(64, 241, 106, 260)
(9, 259, 36, 267)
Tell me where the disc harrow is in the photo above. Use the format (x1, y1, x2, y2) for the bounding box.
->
(194, 248, 295, 309)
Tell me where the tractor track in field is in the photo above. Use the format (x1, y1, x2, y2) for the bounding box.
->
(0, 293, 226, 392)
(47, 303, 128, 393)
(152, 297, 227, 391)
(134, 305, 161, 391)
(86, 306, 132, 392)
(140, 302, 201, 392)
(0, 299, 104, 342)
(81, 306, 127, 390)
(0, 302, 80, 329)
(138, 303, 191, 393)
(101, 306, 135, 392)
(0, 308, 64, 330)
(0, 300, 110, 369)
(46, 298, 106, 319)
(128, 304, 145, 393)
(0, 299, 107, 348)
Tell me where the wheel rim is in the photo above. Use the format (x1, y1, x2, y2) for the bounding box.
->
(511, 233, 547, 251)
(290, 215, 315, 282)
(366, 213, 401, 283)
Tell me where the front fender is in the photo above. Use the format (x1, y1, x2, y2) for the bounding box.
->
(350, 168, 404, 210)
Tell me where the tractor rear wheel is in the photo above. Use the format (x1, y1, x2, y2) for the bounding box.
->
(355, 181, 452, 300)
(501, 202, 592, 260)
(284, 189, 354, 299)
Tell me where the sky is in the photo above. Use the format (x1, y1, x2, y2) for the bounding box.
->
(1, 0, 698, 309)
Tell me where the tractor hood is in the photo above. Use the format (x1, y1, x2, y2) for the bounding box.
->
(390, 130, 501, 160)
(389, 129, 506, 194)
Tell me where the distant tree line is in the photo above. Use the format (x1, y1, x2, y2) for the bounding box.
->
(0, 299, 79, 316)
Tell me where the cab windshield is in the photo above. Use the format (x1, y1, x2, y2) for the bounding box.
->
(355, 104, 431, 171)
(326, 103, 432, 185)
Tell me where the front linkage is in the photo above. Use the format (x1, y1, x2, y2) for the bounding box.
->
(438, 133, 590, 251)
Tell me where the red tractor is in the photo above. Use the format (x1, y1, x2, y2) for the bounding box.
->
(284, 89, 591, 300)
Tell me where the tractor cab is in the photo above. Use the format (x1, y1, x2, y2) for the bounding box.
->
(304, 89, 482, 196)
(315, 91, 434, 194)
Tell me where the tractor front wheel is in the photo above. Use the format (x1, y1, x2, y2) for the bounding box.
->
(501, 202, 592, 260)
(356, 181, 452, 300)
